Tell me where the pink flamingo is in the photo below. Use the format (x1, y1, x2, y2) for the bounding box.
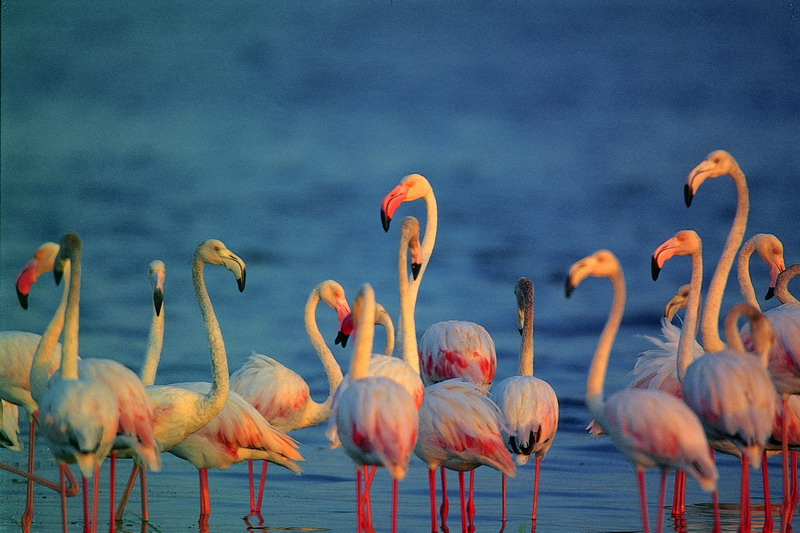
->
(566, 249, 717, 533)
(380, 174, 497, 389)
(652, 229, 778, 533)
(36, 233, 157, 533)
(492, 277, 558, 525)
(330, 283, 419, 533)
(230, 279, 349, 515)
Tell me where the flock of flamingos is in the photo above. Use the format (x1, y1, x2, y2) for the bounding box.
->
(0, 149, 799, 533)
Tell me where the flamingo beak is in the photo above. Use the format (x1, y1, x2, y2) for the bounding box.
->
(336, 313, 354, 348)
(765, 258, 785, 300)
(380, 183, 409, 232)
(15, 258, 40, 310)
(651, 240, 678, 281)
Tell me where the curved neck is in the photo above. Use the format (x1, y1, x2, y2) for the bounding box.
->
(519, 290, 534, 377)
(724, 304, 770, 367)
(30, 265, 71, 403)
(677, 250, 703, 380)
(192, 256, 229, 415)
(775, 264, 799, 304)
(139, 302, 165, 387)
(303, 286, 345, 421)
(417, 191, 438, 283)
(375, 304, 395, 356)
(701, 170, 749, 353)
(736, 238, 760, 309)
(397, 228, 421, 373)
(61, 253, 82, 381)
(586, 271, 626, 420)
(349, 292, 376, 381)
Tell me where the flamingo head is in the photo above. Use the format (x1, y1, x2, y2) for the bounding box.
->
(684, 150, 740, 207)
(651, 230, 701, 281)
(317, 280, 351, 348)
(54, 232, 82, 285)
(749, 234, 786, 300)
(15, 241, 60, 310)
(380, 173, 431, 232)
(565, 249, 620, 297)
(402, 216, 423, 280)
(664, 284, 691, 321)
(195, 239, 247, 292)
(148, 260, 166, 316)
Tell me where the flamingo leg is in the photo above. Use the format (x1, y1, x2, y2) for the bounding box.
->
(780, 398, 792, 533)
(467, 470, 476, 532)
(762, 450, 773, 533)
(532, 455, 542, 522)
(108, 453, 116, 533)
(501, 473, 507, 524)
(791, 451, 799, 516)
(247, 460, 256, 514)
(140, 467, 149, 522)
(255, 460, 269, 514)
(60, 464, 69, 533)
(82, 475, 91, 533)
(710, 447, 721, 533)
(656, 470, 667, 533)
(22, 416, 36, 531)
(198, 468, 211, 527)
(739, 454, 751, 533)
(458, 471, 467, 533)
(356, 467, 363, 533)
(440, 467, 449, 531)
(364, 465, 376, 532)
(672, 470, 686, 517)
(92, 466, 100, 533)
(637, 468, 651, 533)
(428, 468, 438, 533)
(115, 463, 139, 521)
(392, 477, 399, 533)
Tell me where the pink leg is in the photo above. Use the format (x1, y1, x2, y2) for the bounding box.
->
(140, 467, 149, 522)
(791, 451, 798, 515)
(392, 477, 399, 533)
(255, 461, 269, 514)
(781, 398, 791, 533)
(458, 472, 467, 533)
(429, 469, 438, 533)
(501, 474, 507, 524)
(248, 460, 256, 513)
(739, 454, 751, 533)
(656, 470, 667, 533)
(22, 417, 37, 530)
(710, 447, 721, 533)
(763, 451, 773, 533)
(82, 475, 91, 533)
(115, 463, 138, 521)
(198, 468, 211, 527)
(61, 464, 69, 533)
(672, 470, 686, 516)
(532, 455, 542, 521)
(108, 453, 116, 533)
(92, 466, 101, 533)
(356, 467, 363, 533)
(440, 468, 450, 530)
(637, 468, 651, 533)
(364, 466, 376, 530)
(467, 470, 476, 532)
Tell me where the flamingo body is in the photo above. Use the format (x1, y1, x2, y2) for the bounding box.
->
(419, 320, 497, 388)
(493, 376, 558, 464)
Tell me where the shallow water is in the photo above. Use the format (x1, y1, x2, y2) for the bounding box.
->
(1, 1, 799, 532)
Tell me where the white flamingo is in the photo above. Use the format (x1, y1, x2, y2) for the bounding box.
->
(380, 174, 497, 389)
(491, 277, 558, 524)
(230, 279, 349, 515)
(566, 249, 717, 533)
(329, 283, 419, 533)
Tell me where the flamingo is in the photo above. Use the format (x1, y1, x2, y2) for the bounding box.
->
(0, 242, 67, 528)
(380, 174, 497, 389)
(34, 233, 134, 533)
(114, 239, 302, 528)
(652, 229, 778, 533)
(230, 279, 349, 516)
(491, 277, 558, 525)
(566, 249, 717, 533)
(329, 283, 419, 533)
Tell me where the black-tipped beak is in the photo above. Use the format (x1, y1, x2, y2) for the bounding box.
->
(335, 331, 349, 348)
(237, 270, 246, 292)
(518, 327, 523, 336)
(565, 277, 575, 298)
(153, 289, 164, 316)
(17, 288, 29, 310)
(54, 268, 63, 286)
(381, 209, 391, 232)
(765, 286, 775, 300)
(683, 184, 693, 207)
(651, 256, 662, 281)
(411, 262, 421, 280)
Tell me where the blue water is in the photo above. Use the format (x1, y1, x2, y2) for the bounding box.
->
(1, 1, 799, 531)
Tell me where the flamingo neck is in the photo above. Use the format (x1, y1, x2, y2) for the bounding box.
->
(30, 264, 71, 403)
(418, 191, 438, 283)
(775, 264, 799, 304)
(61, 252, 82, 381)
(700, 169, 749, 353)
(139, 301, 165, 387)
(397, 229, 421, 373)
(519, 291, 534, 377)
(192, 256, 229, 416)
(349, 292, 376, 381)
(677, 249, 703, 380)
(724, 304, 770, 367)
(586, 271, 626, 421)
(303, 286, 345, 424)
(736, 238, 760, 309)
